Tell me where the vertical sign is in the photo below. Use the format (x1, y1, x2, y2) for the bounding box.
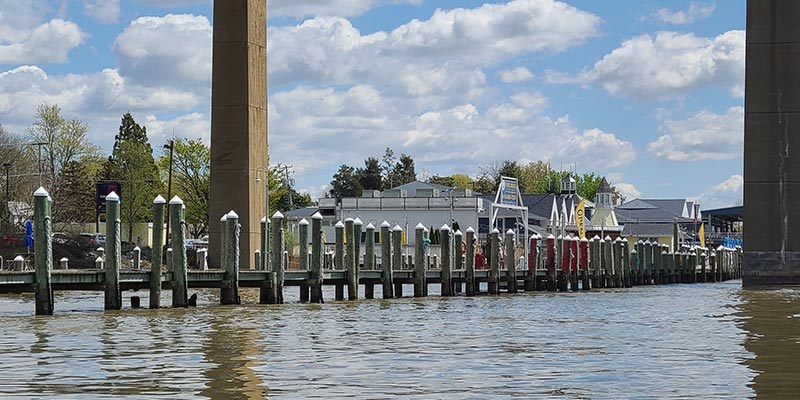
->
(498, 177, 520, 206)
(575, 199, 586, 239)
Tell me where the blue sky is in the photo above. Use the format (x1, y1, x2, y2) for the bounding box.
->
(0, 0, 745, 208)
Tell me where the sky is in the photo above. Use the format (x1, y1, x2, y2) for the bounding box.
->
(0, 0, 746, 209)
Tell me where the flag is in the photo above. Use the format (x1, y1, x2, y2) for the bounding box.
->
(576, 200, 586, 239)
(699, 223, 705, 248)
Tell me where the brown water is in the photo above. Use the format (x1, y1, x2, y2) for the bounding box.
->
(0, 281, 797, 399)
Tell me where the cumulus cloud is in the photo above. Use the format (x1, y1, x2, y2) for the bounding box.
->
(0, 19, 86, 64)
(144, 113, 210, 145)
(651, 1, 715, 25)
(113, 14, 212, 89)
(84, 0, 120, 24)
(270, 0, 423, 18)
(499, 67, 534, 83)
(548, 30, 744, 100)
(690, 174, 743, 209)
(647, 106, 743, 161)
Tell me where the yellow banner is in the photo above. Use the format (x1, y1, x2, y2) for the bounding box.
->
(699, 223, 705, 248)
(576, 200, 586, 239)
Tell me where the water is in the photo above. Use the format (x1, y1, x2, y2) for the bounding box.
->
(0, 282, 797, 399)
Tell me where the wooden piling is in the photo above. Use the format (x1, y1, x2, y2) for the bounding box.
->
(454, 229, 463, 293)
(630, 248, 638, 286)
(132, 246, 141, 270)
(546, 234, 556, 291)
(489, 228, 500, 295)
(299, 218, 310, 301)
(345, 218, 358, 300)
(170, 196, 189, 308)
(465, 227, 476, 296)
(505, 229, 517, 294)
(365, 223, 375, 270)
(219, 214, 228, 271)
(440, 224, 453, 296)
(414, 223, 427, 297)
(33, 187, 53, 315)
(557, 235, 568, 291)
(260, 216, 268, 270)
(335, 221, 345, 270)
(221, 210, 241, 305)
(272, 211, 285, 304)
(621, 239, 631, 287)
(150, 196, 165, 309)
(526, 234, 539, 291)
(104, 191, 122, 310)
(311, 212, 324, 303)
(579, 237, 589, 290)
(380, 222, 394, 299)
(59, 258, 68, 270)
(354, 218, 363, 269)
(392, 225, 403, 297)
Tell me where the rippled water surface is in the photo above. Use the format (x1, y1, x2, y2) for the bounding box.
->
(0, 281, 798, 399)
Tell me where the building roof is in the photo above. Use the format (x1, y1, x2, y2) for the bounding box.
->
(597, 178, 612, 194)
(622, 223, 675, 237)
(615, 207, 692, 224)
(389, 181, 453, 197)
(284, 206, 319, 219)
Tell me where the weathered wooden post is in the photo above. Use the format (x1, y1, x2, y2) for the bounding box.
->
(570, 236, 579, 290)
(104, 191, 122, 310)
(354, 217, 363, 270)
(260, 216, 268, 270)
(166, 248, 173, 270)
(221, 210, 241, 305)
(414, 223, 427, 297)
(630, 248, 638, 286)
(505, 229, 517, 294)
(701, 250, 708, 283)
(526, 234, 539, 291)
(94, 256, 103, 270)
(132, 246, 141, 270)
(652, 241, 661, 284)
(380, 221, 393, 299)
(621, 238, 631, 287)
(465, 227, 476, 296)
(344, 218, 357, 300)
(198, 248, 207, 271)
(311, 212, 324, 303)
(613, 238, 622, 287)
(579, 237, 589, 290)
(392, 225, 403, 297)
(298, 218, 310, 302)
(454, 229, 463, 293)
(557, 235, 568, 291)
(546, 234, 556, 291)
(149, 195, 165, 309)
(58, 257, 68, 270)
(271, 211, 285, 304)
(441, 224, 453, 296)
(33, 187, 53, 315)
(363, 222, 375, 299)
(219, 214, 228, 270)
(334, 220, 345, 300)
(488, 228, 501, 295)
(642, 240, 652, 285)
(170, 196, 189, 308)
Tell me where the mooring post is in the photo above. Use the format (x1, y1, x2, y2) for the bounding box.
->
(630, 248, 638, 286)
(166, 248, 173, 271)
(465, 227, 476, 296)
(198, 248, 207, 271)
(546, 234, 556, 291)
(380, 221, 393, 299)
(221, 210, 241, 305)
(219, 214, 228, 270)
(579, 237, 589, 290)
(33, 187, 53, 315)
(364, 222, 375, 299)
(454, 229, 463, 293)
(59, 257, 68, 270)
(170, 196, 189, 308)
(354, 217, 363, 270)
(334, 221, 345, 300)
(271, 211, 285, 304)
(505, 229, 517, 294)
(621, 239, 631, 287)
(131, 246, 141, 270)
(392, 224, 403, 297)
(104, 191, 122, 310)
(260, 216, 268, 271)
(94, 256, 103, 270)
(310, 212, 324, 303)
(440, 224, 452, 296)
(414, 223, 427, 297)
(526, 234, 538, 291)
(556, 235, 567, 291)
(489, 228, 500, 295)
(345, 218, 357, 300)
(149, 196, 166, 309)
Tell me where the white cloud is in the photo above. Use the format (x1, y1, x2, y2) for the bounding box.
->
(499, 67, 534, 83)
(0, 18, 86, 64)
(651, 1, 715, 25)
(113, 14, 212, 89)
(690, 175, 743, 209)
(548, 30, 744, 100)
(144, 113, 210, 145)
(647, 106, 743, 161)
(614, 183, 641, 201)
(84, 0, 120, 24)
(270, 0, 422, 18)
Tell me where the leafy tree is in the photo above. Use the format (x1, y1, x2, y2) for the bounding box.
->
(381, 147, 397, 187)
(427, 174, 455, 187)
(358, 157, 383, 191)
(518, 161, 552, 193)
(104, 113, 161, 241)
(329, 164, 362, 199)
(275, 187, 312, 212)
(388, 154, 416, 186)
(54, 158, 98, 225)
(451, 174, 473, 190)
(0, 125, 37, 233)
(158, 138, 210, 237)
(576, 173, 604, 203)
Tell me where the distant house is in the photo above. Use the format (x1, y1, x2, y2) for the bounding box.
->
(615, 198, 696, 250)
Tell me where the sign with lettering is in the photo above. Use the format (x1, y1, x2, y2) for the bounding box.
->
(498, 177, 520, 206)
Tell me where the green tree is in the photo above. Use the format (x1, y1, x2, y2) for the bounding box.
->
(0, 125, 37, 233)
(426, 174, 455, 187)
(358, 157, 383, 191)
(54, 158, 98, 225)
(104, 113, 161, 241)
(388, 154, 416, 186)
(381, 147, 397, 188)
(329, 164, 362, 198)
(159, 139, 210, 237)
(451, 174, 474, 190)
(519, 161, 552, 193)
(576, 173, 604, 202)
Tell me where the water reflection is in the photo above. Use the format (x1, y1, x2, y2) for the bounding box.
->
(737, 288, 800, 398)
(202, 309, 267, 399)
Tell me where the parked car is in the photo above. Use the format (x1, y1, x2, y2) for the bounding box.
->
(79, 233, 106, 246)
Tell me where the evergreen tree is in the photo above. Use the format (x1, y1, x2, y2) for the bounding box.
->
(388, 154, 416, 185)
(358, 157, 383, 191)
(54, 159, 97, 224)
(329, 164, 363, 198)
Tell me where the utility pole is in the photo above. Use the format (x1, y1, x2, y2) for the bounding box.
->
(283, 164, 294, 209)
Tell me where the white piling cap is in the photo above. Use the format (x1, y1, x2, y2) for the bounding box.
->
(97, 247, 104, 252)
(335, 221, 345, 228)
(60, 257, 68, 262)
(593, 235, 601, 240)
(365, 223, 375, 230)
(621, 238, 628, 243)
(95, 256, 104, 262)
(153, 195, 166, 204)
(220, 214, 228, 221)
(169, 195, 183, 205)
(454, 229, 462, 236)
(506, 229, 515, 235)
(272, 210, 284, 219)
(47, 195, 52, 202)
(34, 187, 49, 197)
(226, 210, 239, 219)
(14, 255, 24, 261)
(312, 212, 323, 220)
(393, 225, 403, 232)
(492, 228, 500, 234)
(106, 191, 119, 202)
(599, 237, 605, 243)
(557, 235, 562, 240)
(441, 224, 451, 232)
(133, 246, 141, 251)
(381, 220, 390, 228)
(354, 217, 363, 226)
(299, 218, 309, 226)
(615, 237, 622, 242)
(466, 226, 475, 233)
(261, 216, 267, 223)
(645, 240, 651, 245)
(255, 249, 261, 254)
(717, 245, 724, 251)
(580, 237, 589, 242)
(547, 234, 555, 239)
(605, 236, 612, 241)
(416, 223, 426, 230)
(345, 217, 354, 223)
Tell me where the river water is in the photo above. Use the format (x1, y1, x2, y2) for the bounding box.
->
(0, 281, 797, 399)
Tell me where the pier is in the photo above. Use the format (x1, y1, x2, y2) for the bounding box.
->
(0, 190, 742, 315)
